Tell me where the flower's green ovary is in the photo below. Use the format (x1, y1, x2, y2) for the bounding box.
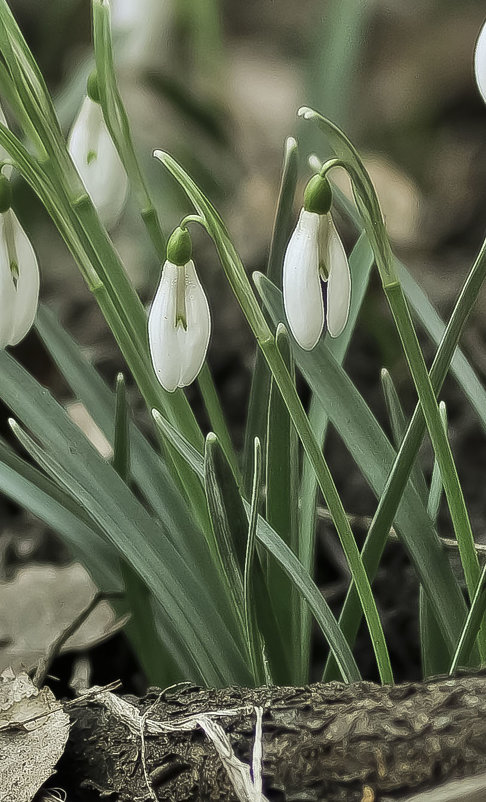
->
(156, 150, 394, 685)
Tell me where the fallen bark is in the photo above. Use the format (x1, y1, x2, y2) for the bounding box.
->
(58, 672, 486, 801)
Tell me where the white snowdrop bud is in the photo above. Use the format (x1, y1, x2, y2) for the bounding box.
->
(148, 227, 211, 392)
(0, 208, 40, 348)
(68, 95, 128, 230)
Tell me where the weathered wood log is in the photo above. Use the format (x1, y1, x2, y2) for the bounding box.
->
(58, 672, 486, 801)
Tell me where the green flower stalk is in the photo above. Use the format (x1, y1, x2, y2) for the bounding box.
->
(298, 106, 486, 660)
(154, 148, 394, 685)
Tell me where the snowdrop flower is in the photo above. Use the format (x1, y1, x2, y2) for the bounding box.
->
(0, 177, 40, 348)
(475, 20, 486, 103)
(283, 173, 350, 349)
(148, 226, 211, 392)
(111, 0, 172, 70)
(68, 76, 128, 230)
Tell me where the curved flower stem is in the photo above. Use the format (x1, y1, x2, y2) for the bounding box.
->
(156, 150, 394, 685)
(300, 107, 486, 662)
(384, 282, 482, 611)
(91, 1, 241, 476)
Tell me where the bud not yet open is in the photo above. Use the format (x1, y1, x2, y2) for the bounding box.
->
(148, 251, 211, 393)
(0, 209, 40, 348)
(68, 96, 128, 230)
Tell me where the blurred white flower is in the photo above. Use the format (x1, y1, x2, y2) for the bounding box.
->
(111, 0, 172, 69)
(475, 20, 486, 103)
(148, 259, 211, 392)
(0, 209, 40, 348)
(68, 96, 128, 230)
(283, 207, 350, 350)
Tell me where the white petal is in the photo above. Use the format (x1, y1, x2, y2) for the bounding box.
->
(325, 214, 351, 338)
(475, 21, 486, 104)
(148, 260, 181, 392)
(7, 211, 40, 346)
(68, 97, 128, 230)
(283, 208, 324, 350)
(68, 97, 93, 167)
(111, 0, 172, 69)
(178, 260, 211, 387)
(0, 213, 16, 348)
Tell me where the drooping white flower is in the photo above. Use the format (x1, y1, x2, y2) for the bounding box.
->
(475, 20, 486, 103)
(283, 174, 350, 349)
(0, 207, 40, 348)
(111, 0, 172, 70)
(68, 95, 128, 230)
(148, 227, 211, 392)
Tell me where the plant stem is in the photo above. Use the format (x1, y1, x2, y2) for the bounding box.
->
(324, 235, 486, 680)
(261, 337, 393, 684)
(158, 150, 394, 684)
(384, 281, 485, 658)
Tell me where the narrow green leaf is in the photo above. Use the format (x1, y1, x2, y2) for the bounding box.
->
(204, 432, 246, 607)
(198, 363, 241, 484)
(427, 402, 447, 523)
(379, 369, 448, 676)
(243, 136, 298, 494)
(386, 282, 483, 659)
(266, 325, 298, 551)
(298, 232, 374, 683)
(399, 264, 486, 434)
(265, 324, 299, 681)
(449, 562, 486, 674)
(244, 437, 266, 685)
(420, 401, 451, 678)
(203, 431, 292, 684)
(113, 373, 130, 480)
(256, 274, 469, 657)
(379, 370, 448, 676)
(302, 111, 481, 657)
(151, 412, 362, 682)
(380, 368, 428, 501)
(156, 148, 392, 685)
(35, 306, 214, 582)
(0, 438, 120, 589)
(153, 408, 205, 479)
(0, 349, 250, 686)
(306, 0, 371, 135)
(113, 374, 175, 686)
